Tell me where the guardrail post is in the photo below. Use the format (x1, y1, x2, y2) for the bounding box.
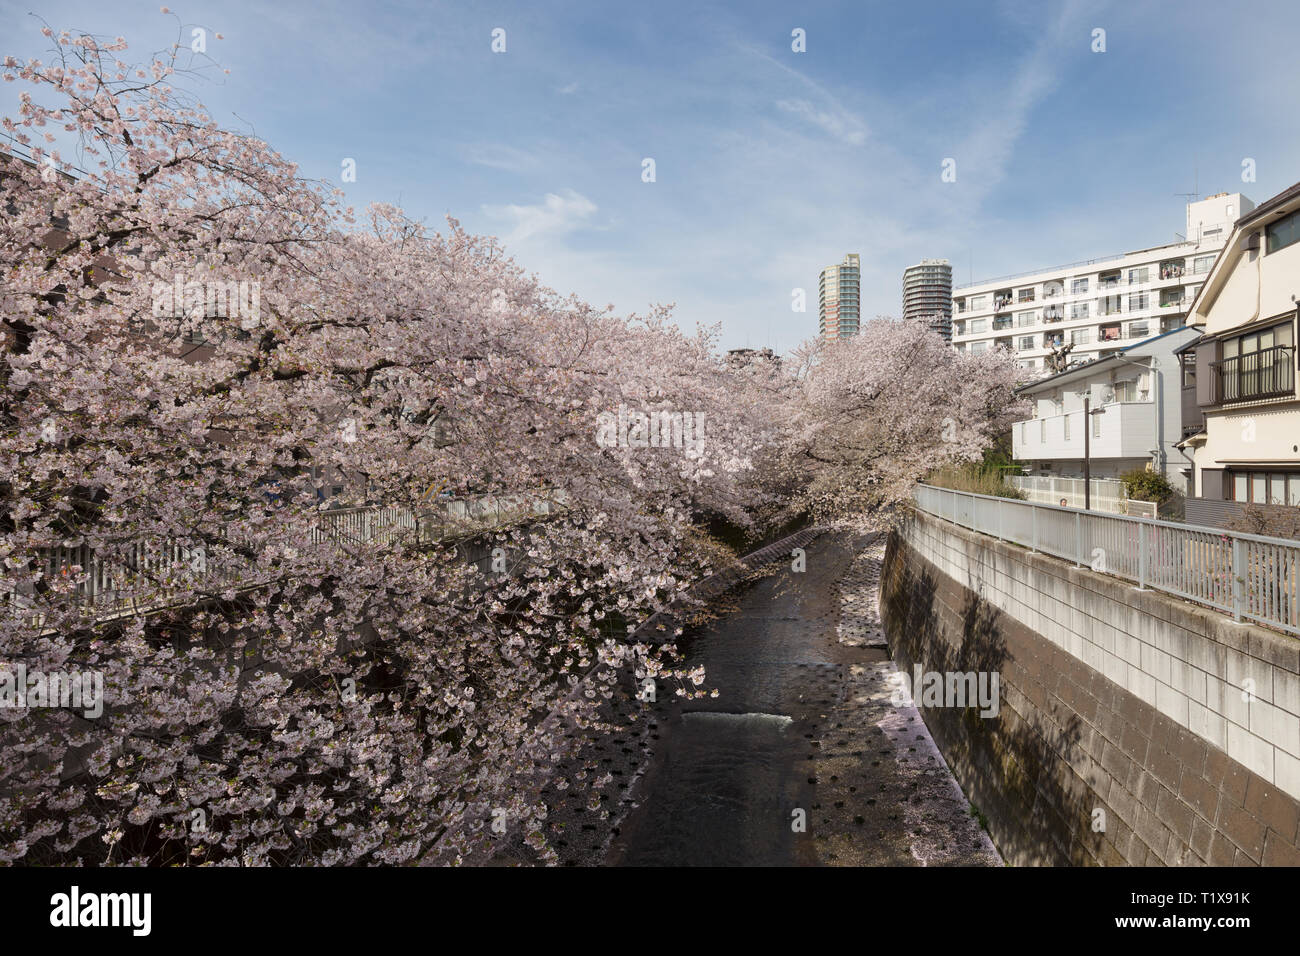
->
(1231, 537, 1245, 623)
(1137, 522, 1147, 590)
(1075, 511, 1084, 568)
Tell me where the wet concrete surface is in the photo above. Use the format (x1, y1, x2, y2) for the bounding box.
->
(489, 530, 1001, 867)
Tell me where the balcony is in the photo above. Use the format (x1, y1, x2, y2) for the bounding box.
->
(1212, 346, 1296, 404)
(1013, 402, 1157, 462)
(993, 316, 1013, 331)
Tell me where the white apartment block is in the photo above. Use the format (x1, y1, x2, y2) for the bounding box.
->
(951, 194, 1254, 374)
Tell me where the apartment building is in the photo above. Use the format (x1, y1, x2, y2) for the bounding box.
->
(952, 194, 1254, 374)
(902, 258, 953, 342)
(1183, 181, 1300, 518)
(1012, 327, 1199, 483)
(818, 253, 861, 340)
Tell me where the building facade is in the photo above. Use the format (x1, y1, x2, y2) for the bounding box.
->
(818, 253, 861, 340)
(952, 194, 1254, 375)
(902, 258, 953, 342)
(1012, 327, 1199, 484)
(1184, 182, 1300, 512)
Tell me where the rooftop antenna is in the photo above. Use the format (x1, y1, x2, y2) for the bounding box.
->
(1175, 166, 1200, 205)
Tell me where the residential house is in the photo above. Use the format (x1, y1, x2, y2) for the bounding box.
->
(1183, 181, 1300, 526)
(1011, 327, 1200, 485)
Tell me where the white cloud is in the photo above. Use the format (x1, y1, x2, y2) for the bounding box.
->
(463, 143, 539, 172)
(482, 189, 598, 242)
(557, 82, 579, 94)
(774, 98, 867, 145)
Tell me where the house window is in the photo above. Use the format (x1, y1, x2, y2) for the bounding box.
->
(1040, 420, 1046, 442)
(1128, 267, 1149, 285)
(1071, 278, 1089, 295)
(1018, 289, 1035, 302)
(1063, 414, 1071, 441)
(969, 318, 987, 333)
(1266, 209, 1300, 254)
(1071, 329, 1092, 345)
(1069, 303, 1089, 319)
(1218, 320, 1295, 402)
(1018, 336, 1036, 350)
(969, 340, 989, 354)
(1092, 412, 1101, 438)
(1127, 320, 1149, 338)
(1017, 311, 1036, 327)
(1113, 379, 1138, 402)
(1227, 470, 1300, 504)
(969, 295, 988, 310)
(1181, 352, 1196, 388)
(1128, 292, 1148, 311)
(1193, 255, 1215, 275)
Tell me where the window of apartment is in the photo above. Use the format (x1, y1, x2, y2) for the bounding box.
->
(1113, 379, 1139, 402)
(1017, 288, 1035, 302)
(1128, 292, 1148, 311)
(969, 318, 987, 333)
(1018, 336, 1036, 350)
(1193, 255, 1215, 275)
(1016, 310, 1036, 327)
(1099, 271, 1121, 289)
(1099, 294, 1122, 315)
(1127, 320, 1149, 338)
(1219, 320, 1295, 402)
(1040, 419, 1046, 442)
(1128, 266, 1149, 285)
(1063, 414, 1071, 441)
(1266, 209, 1300, 254)
(1180, 352, 1196, 388)
(969, 340, 989, 354)
(969, 295, 988, 310)
(1069, 303, 1089, 319)
(1071, 329, 1093, 346)
(1071, 278, 1089, 295)
(1092, 412, 1102, 438)
(1229, 470, 1300, 505)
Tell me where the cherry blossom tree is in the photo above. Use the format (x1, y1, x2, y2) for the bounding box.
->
(0, 27, 773, 865)
(782, 320, 1025, 527)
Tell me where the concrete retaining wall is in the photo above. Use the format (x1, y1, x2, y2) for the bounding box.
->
(881, 508, 1300, 866)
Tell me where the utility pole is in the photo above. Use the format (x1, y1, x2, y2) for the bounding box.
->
(1083, 394, 1091, 510)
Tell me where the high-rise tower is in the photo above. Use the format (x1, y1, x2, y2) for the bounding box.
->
(819, 253, 861, 340)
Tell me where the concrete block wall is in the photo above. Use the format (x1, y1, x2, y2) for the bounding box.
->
(882, 509, 1300, 866)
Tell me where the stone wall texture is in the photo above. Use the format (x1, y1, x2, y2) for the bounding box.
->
(881, 509, 1300, 866)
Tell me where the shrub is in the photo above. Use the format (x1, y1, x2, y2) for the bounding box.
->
(927, 461, 1026, 499)
(1120, 468, 1175, 503)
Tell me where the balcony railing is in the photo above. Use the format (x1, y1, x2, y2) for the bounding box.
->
(1212, 345, 1296, 404)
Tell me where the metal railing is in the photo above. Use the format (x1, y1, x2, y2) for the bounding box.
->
(914, 484, 1300, 636)
(1007, 475, 1157, 518)
(1212, 345, 1295, 404)
(4, 490, 564, 619)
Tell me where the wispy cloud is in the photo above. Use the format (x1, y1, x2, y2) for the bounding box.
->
(774, 98, 867, 145)
(557, 82, 579, 95)
(482, 189, 598, 242)
(463, 143, 539, 173)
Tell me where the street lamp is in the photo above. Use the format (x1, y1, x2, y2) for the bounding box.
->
(1082, 392, 1107, 510)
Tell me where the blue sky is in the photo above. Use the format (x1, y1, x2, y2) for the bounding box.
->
(4, 0, 1299, 354)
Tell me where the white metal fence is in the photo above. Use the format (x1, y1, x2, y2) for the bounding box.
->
(4, 490, 564, 619)
(1008, 475, 1157, 518)
(914, 483, 1300, 636)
